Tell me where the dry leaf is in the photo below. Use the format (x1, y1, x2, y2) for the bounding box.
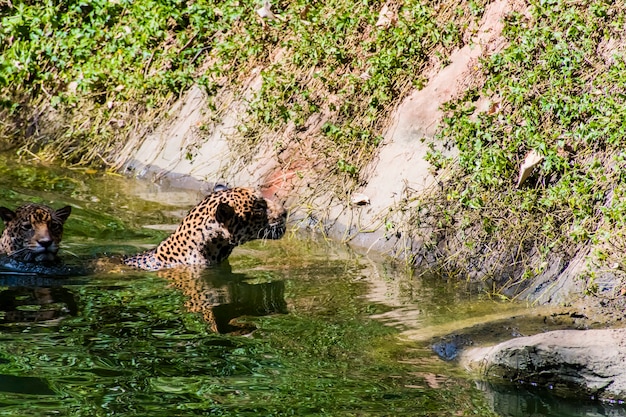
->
(516, 150, 544, 188)
(257, 1, 276, 19)
(257, 1, 284, 21)
(375, 4, 397, 28)
(67, 81, 78, 94)
(488, 101, 500, 114)
(351, 193, 370, 206)
(422, 373, 442, 389)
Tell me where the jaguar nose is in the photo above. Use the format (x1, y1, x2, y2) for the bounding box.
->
(38, 239, 53, 249)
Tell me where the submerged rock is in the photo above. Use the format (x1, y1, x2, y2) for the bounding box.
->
(460, 328, 626, 400)
(432, 334, 473, 361)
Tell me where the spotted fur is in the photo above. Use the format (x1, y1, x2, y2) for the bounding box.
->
(0, 204, 72, 262)
(123, 187, 287, 271)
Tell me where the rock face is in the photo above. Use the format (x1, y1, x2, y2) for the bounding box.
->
(461, 329, 626, 400)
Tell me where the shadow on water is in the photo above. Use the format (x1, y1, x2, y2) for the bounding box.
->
(0, 256, 87, 327)
(478, 381, 626, 417)
(0, 374, 55, 396)
(0, 256, 287, 335)
(0, 285, 78, 324)
(155, 263, 288, 335)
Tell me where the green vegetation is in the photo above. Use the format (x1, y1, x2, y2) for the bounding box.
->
(238, 0, 474, 178)
(0, 0, 480, 175)
(427, 0, 626, 292)
(0, 0, 244, 163)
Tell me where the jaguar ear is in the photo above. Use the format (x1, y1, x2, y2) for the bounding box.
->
(0, 207, 16, 223)
(55, 206, 72, 223)
(215, 202, 235, 226)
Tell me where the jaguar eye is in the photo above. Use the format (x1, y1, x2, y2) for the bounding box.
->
(21, 222, 33, 231)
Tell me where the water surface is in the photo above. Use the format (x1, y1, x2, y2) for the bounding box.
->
(0, 154, 621, 416)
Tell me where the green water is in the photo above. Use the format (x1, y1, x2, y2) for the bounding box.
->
(0, 155, 619, 417)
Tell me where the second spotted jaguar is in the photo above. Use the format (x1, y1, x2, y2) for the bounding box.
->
(123, 187, 287, 271)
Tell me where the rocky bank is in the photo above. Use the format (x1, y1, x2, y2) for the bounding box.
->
(461, 328, 626, 401)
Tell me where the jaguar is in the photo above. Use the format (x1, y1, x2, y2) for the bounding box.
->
(0, 204, 72, 262)
(123, 187, 287, 271)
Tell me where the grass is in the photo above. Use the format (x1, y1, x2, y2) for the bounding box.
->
(425, 0, 626, 294)
(0, 0, 481, 176)
(238, 0, 477, 180)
